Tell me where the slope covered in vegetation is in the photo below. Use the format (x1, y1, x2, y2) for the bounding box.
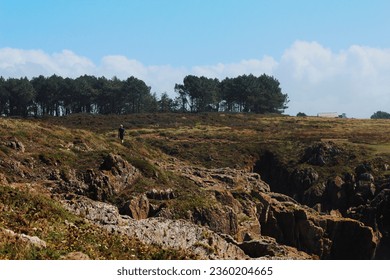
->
(1, 113, 390, 259)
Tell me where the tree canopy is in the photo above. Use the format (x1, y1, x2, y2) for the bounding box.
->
(0, 73, 289, 117)
(175, 74, 289, 113)
(371, 111, 390, 119)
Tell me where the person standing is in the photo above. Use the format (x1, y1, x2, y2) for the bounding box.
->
(118, 124, 125, 143)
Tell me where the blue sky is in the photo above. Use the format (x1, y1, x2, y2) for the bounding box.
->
(1, 0, 390, 118)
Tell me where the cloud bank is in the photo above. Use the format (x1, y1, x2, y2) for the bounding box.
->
(1, 41, 390, 118)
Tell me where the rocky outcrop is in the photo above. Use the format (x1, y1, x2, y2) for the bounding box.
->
(347, 189, 390, 259)
(60, 194, 248, 259)
(119, 194, 150, 220)
(160, 159, 270, 193)
(3, 138, 25, 153)
(1, 227, 47, 249)
(192, 205, 238, 236)
(97, 153, 141, 195)
(301, 141, 342, 166)
(254, 190, 379, 259)
(60, 194, 314, 260)
(146, 188, 176, 200)
(52, 153, 141, 201)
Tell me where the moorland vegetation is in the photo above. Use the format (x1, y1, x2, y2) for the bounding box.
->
(1, 113, 390, 259)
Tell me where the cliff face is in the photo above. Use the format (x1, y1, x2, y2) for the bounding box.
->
(1, 114, 390, 259)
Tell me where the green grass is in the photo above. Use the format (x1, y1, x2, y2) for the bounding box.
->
(0, 185, 190, 260)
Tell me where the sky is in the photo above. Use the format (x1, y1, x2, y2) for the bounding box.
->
(1, 0, 390, 118)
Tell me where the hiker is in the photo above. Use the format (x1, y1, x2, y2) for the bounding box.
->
(118, 124, 125, 143)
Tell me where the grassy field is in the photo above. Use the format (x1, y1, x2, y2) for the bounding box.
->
(40, 112, 390, 180)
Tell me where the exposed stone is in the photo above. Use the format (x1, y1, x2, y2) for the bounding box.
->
(160, 162, 270, 193)
(120, 194, 150, 220)
(59, 195, 248, 259)
(62, 194, 121, 225)
(302, 141, 342, 166)
(53, 154, 141, 202)
(146, 188, 176, 200)
(302, 183, 326, 207)
(291, 167, 319, 191)
(192, 206, 238, 236)
(7, 138, 25, 153)
(255, 190, 378, 259)
(1, 227, 47, 249)
(325, 176, 346, 210)
(347, 189, 390, 259)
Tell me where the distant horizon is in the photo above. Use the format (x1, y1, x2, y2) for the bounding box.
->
(1, 0, 390, 119)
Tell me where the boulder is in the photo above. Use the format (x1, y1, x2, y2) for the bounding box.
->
(99, 153, 141, 193)
(7, 138, 25, 153)
(120, 195, 150, 220)
(302, 183, 326, 207)
(325, 176, 347, 210)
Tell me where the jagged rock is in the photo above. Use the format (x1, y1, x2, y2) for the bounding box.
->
(59, 195, 248, 260)
(7, 138, 25, 153)
(98, 153, 141, 194)
(83, 169, 113, 201)
(161, 162, 270, 193)
(120, 194, 150, 220)
(356, 181, 376, 199)
(192, 206, 238, 236)
(62, 194, 121, 225)
(325, 176, 347, 210)
(59, 193, 317, 260)
(302, 183, 326, 207)
(146, 188, 176, 200)
(214, 190, 243, 214)
(291, 167, 319, 191)
(255, 190, 378, 259)
(302, 141, 342, 166)
(53, 154, 141, 201)
(347, 189, 390, 259)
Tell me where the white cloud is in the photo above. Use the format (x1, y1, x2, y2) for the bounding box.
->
(277, 41, 390, 118)
(0, 48, 95, 78)
(1, 42, 390, 118)
(192, 56, 278, 79)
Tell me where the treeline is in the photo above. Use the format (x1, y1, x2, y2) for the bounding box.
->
(175, 74, 288, 113)
(0, 74, 288, 117)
